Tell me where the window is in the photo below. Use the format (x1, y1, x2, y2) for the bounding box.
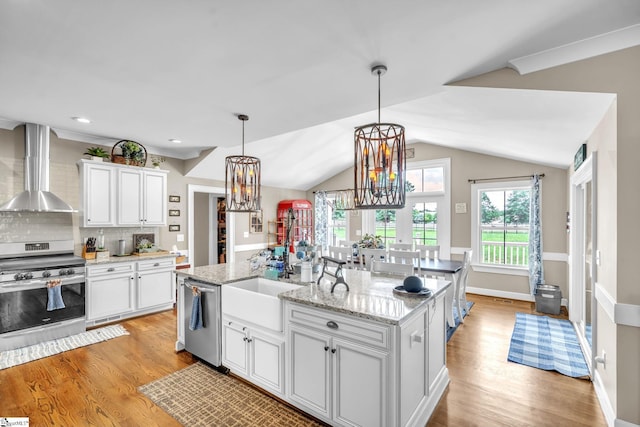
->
(471, 180, 531, 274)
(327, 198, 347, 247)
(406, 166, 445, 194)
(365, 158, 450, 256)
(374, 209, 397, 246)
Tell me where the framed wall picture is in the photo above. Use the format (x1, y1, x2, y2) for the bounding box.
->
(169, 209, 180, 217)
(169, 195, 181, 203)
(169, 224, 180, 232)
(250, 211, 263, 233)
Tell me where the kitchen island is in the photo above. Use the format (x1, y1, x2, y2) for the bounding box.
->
(176, 262, 451, 427)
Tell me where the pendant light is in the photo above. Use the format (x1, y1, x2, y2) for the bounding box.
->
(225, 114, 261, 212)
(354, 64, 406, 209)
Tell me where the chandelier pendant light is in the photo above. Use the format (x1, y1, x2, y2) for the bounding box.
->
(225, 114, 261, 212)
(354, 64, 406, 209)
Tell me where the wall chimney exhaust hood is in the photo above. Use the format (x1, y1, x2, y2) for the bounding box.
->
(0, 123, 76, 212)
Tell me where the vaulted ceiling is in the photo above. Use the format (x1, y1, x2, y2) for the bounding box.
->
(0, 1, 638, 189)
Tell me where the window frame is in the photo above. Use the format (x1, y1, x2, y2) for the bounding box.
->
(470, 179, 532, 276)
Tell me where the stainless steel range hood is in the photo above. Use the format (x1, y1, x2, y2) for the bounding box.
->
(0, 123, 75, 212)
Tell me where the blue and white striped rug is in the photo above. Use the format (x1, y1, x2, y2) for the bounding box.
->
(0, 324, 129, 370)
(508, 313, 589, 378)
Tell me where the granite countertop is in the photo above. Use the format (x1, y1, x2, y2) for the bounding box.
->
(85, 252, 178, 265)
(177, 262, 451, 325)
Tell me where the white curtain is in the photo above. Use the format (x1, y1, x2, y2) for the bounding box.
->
(528, 175, 544, 294)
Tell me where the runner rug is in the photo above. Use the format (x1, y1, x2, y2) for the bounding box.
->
(446, 301, 474, 342)
(507, 312, 589, 378)
(0, 324, 129, 370)
(139, 362, 324, 427)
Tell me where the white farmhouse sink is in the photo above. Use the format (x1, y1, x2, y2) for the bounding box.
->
(221, 278, 301, 332)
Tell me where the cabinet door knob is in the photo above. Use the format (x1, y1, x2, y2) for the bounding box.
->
(324, 346, 329, 352)
(247, 338, 252, 343)
(331, 348, 337, 354)
(243, 337, 247, 342)
(326, 320, 339, 330)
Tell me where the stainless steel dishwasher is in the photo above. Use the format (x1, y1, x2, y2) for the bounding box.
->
(182, 279, 226, 371)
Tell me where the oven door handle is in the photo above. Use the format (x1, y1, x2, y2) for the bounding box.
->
(0, 275, 85, 292)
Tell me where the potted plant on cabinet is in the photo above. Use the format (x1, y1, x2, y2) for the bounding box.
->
(84, 146, 110, 161)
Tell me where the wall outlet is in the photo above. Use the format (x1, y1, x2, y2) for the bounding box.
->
(243, 231, 249, 238)
(455, 203, 467, 214)
(356, 229, 362, 236)
(176, 234, 184, 242)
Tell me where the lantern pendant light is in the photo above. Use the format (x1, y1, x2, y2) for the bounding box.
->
(354, 64, 406, 209)
(225, 114, 261, 212)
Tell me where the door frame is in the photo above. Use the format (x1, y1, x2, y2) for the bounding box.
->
(569, 152, 597, 375)
(188, 185, 235, 265)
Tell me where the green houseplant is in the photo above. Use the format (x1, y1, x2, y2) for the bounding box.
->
(84, 146, 110, 160)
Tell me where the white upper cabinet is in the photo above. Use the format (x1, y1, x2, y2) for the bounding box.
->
(78, 160, 167, 227)
(79, 161, 116, 227)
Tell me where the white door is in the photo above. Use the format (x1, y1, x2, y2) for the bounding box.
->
(84, 164, 116, 226)
(288, 326, 331, 418)
(333, 337, 388, 427)
(117, 169, 143, 225)
(143, 171, 167, 225)
(222, 322, 248, 375)
(249, 330, 284, 394)
(396, 196, 451, 257)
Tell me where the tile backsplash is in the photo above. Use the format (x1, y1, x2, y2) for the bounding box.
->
(0, 212, 74, 242)
(79, 226, 158, 255)
(0, 212, 158, 256)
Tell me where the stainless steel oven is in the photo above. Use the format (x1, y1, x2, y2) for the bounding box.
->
(0, 240, 86, 351)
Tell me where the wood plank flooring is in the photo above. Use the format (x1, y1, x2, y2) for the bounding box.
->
(0, 296, 606, 426)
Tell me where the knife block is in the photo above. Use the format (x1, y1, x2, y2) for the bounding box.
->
(82, 246, 96, 260)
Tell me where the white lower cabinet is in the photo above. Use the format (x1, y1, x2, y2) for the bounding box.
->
(87, 264, 135, 321)
(136, 258, 175, 310)
(287, 304, 391, 427)
(286, 294, 449, 427)
(222, 317, 285, 396)
(86, 257, 175, 326)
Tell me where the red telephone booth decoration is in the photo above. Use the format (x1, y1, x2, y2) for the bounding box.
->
(276, 200, 313, 252)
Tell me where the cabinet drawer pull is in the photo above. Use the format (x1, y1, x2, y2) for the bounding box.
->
(107, 267, 115, 272)
(154, 262, 160, 267)
(326, 320, 339, 330)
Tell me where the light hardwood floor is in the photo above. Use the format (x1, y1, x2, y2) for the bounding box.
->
(0, 295, 606, 426)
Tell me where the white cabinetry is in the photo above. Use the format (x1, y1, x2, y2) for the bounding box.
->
(286, 292, 449, 427)
(78, 160, 167, 227)
(287, 304, 390, 427)
(86, 257, 176, 327)
(136, 258, 175, 309)
(117, 168, 167, 226)
(86, 262, 136, 322)
(222, 317, 285, 396)
(78, 161, 116, 227)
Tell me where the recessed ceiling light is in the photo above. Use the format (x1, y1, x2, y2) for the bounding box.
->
(72, 116, 91, 124)
(169, 139, 182, 144)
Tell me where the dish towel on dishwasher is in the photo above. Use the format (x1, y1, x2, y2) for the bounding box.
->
(46, 279, 66, 311)
(189, 287, 203, 331)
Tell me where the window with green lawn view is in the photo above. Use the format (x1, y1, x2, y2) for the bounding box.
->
(473, 182, 531, 268)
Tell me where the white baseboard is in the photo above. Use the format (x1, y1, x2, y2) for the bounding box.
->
(594, 369, 616, 427)
(466, 286, 568, 307)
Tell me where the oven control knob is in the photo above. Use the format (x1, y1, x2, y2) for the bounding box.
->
(13, 273, 25, 280)
(59, 270, 68, 276)
(66, 268, 75, 275)
(42, 271, 52, 278)
(24, 272, 33, 280)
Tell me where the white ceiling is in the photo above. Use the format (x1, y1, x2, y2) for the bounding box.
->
(0, 1, 638, 190)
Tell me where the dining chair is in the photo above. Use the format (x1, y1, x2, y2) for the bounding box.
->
(416, 245, 442, 279)
(328, 245, 355, 268)
(359, 248, 387, 271)
(389, 243, 413, 251)
(370, 260, 414, 276)
(455, 250, 473, 321)
(388, 249, 420, 274)
(416, 244, 440, 261)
